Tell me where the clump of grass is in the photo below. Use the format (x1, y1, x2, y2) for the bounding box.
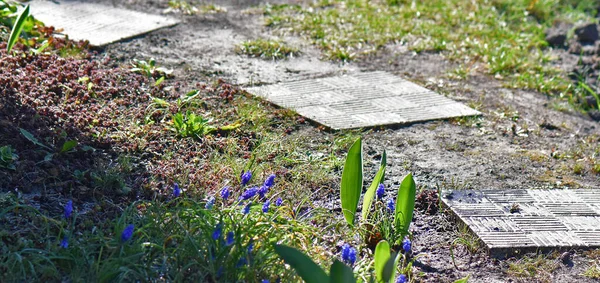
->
(264, 0, 597, 106)
(506, 254, 559, 280)
(235, 39, 299, 60)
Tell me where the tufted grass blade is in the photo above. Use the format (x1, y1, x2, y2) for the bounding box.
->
(362, 150, 386, 221)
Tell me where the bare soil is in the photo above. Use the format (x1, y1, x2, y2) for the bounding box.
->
(8, 0, 600, 282)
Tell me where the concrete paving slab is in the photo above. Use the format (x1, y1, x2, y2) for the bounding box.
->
(245, 71, 480, 129)
(442, 189, 600, 258)
(29, 0, 179, 46)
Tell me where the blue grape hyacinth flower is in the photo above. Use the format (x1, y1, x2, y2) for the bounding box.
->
(242, 202, 251, 214)
(264, 174, 276, 188)
(402, 238, 412, 253)
(396, 274, 407, 283)
(241, 170, 252, 186)
(212, 223, 223, 240)
(376, 184, 385, 199)
(247, 241, 254, 253)
(60, 236, 68, 249)
(121, 224, 134, 242)
(64, 200, 73, 219)
(258, 185, 268, 199)
(225, 231, 234, 246)
(386, 199, 395, 213)
(241, 186, 259, 200)
(262, 199, 270, 213)
(275, 197, 283, 206)
(341, 243, 357, 265)
(220, 186, 231, 200)
(173, 183, 181, 197)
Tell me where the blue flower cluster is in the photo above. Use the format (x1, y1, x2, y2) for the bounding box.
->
(341, 243, 357, 265)
(376, 184, 385, 199)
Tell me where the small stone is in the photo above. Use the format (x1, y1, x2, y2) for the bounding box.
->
(589, 109, 600, 121)
(569, 41, 583, 54)
(560, 251, 572, 264)
(545, 22, 571, 47)
(574, 23, 599, 43)
(586, 96, 599, 108)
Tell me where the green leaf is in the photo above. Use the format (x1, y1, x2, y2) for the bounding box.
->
(154, 76, 165, 86)
(329, 260, 355, 283)
(395, 173, 416, 238)
(362, 150, 386, 220)
(60, 140, 77, 153)
(383, 252, 401, 283)
(374, 240, 391, 283)
(340, 137, 363, 226)
(274, 244, 329, 283)
(7, 5, 29, 53)
(453, 275, 470, 283)
(19, 128, 52, 151)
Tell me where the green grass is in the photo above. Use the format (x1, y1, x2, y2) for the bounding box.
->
(506, 254, 559, 281)
(235, 39, 299, 60)
(264, 0, 598, 108)
(0, 193, 338, 281)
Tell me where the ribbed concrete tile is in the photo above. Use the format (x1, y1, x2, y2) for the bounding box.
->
(443, 189, 600, 257)
(245, 71, 480, 130)
(29, 0, 179, 46)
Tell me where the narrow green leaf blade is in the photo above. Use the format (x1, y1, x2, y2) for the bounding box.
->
(453, 275, 470, 283)
(374, 240, 391, 283)
(395, 173, 416, 237)
(274, 244, 329, 283)
(61, 140, 77, 153)
(19, 128, 51, 150)
(329, 260, 356, 283)
(362, 150, 386, 220)
(7, 5, 30, 53)
(340, 137, 363, 226)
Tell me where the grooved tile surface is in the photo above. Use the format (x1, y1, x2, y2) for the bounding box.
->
(29, 0, 179, 46)
(443, 190, 600, 257)
(245, 71, 480, 129)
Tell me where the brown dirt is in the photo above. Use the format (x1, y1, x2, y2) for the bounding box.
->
(6, 0, 600, 282)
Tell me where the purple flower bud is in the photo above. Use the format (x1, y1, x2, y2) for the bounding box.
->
(262, 199, 270, 213)
(121, 224, 135, 242)
(402, 238, 411, 253)
(376, 184, 384, 199)
(262, 280, 270, 283)
(241, 170, 252, 186)
(220, 186, 231, 200)
(60, 236, 68, 249)
(173, 183, 181, 197)
(387, 199, 395, 213)
(258, 185, 268, 199)
(264, 174, 276, 188)
(241, 186, 259, 200)
(341, 243, 357, 265)
(341, 243, 350, 261)
(225, 231, 235, 246)
(275, 197, 283, 206)
(396, 274, 407, 283)
(348, 247, 357, 265)
(247, 241, 254, 253)
(242, 202, 251, 214)
(64, 200, 73, 219)
(212, 223, 223, 240)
